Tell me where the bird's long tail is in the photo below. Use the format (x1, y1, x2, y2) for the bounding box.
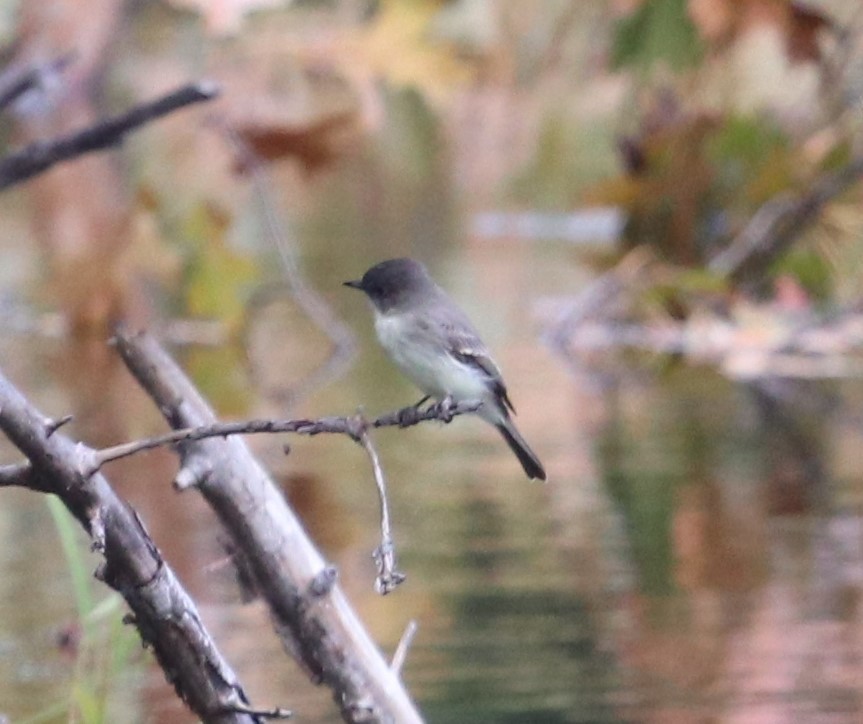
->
(496, 420, 547, 481)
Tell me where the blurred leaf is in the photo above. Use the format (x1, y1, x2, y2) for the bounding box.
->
(356, 0, 475, 101)
(776, 248, 831, 298)
(46, 496, 95, 628)
(233, 108, 364, 174)
(167, 0, 290, 35)
(612, 0, 703, 72)
(602, 100, 718, 264)
(708, 116, 794, 206)
(689, 0, 832, 64)
(182, 203, 259, 325)
(71, 685, 102, 724)
(786, 2, 831, 64)
(708, 115, 788, 167)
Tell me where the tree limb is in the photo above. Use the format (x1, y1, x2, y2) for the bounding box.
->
(87, 399, 482, 471)
(709, 156, 863, 285)
(0, 81, 219, 190)
(0, 369, 280, 724)
(112, 327, 424, 724)
(0, 53, 75, 115)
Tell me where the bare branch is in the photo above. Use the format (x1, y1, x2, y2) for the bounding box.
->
(709, 156, 863, 285)
(85, 393, 476, 598)
(0, 53, 75, 115)
(391, 620, 418, 676)
(89, 399, 482, 471)
(0, 370, 270, 723)
(0, 81, 219, 190)
(220, 694, 293, 721)
(112, 327, 424, 724)
(357, 428, 405, 594)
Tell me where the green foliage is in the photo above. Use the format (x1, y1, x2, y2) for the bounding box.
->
(511, 111, 616, 210)
(26, 498, 142, 724)
(181, 203, 260, 326)
(707, 115, 794, 206)
(776, 248, 832, 299)
(611, 0, 703, 73)
(47, 495, 95, 627)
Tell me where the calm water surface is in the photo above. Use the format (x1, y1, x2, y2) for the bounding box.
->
(2, 248, 862, 723)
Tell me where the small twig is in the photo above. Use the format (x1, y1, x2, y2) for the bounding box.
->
(222, 698, 293, 720)
(390, 620, 418, 676)
(45, 414, 74, 437)
(373, 399, 482, 429)
(112, 327, 424, 722)
(0, 53, 75, 115)
(85, 396, 479, 596)
(0, 81, 219, 190)
(89, 399, 482, 472)
(217, 122, 357, 408)
(358, 428, 405, 594)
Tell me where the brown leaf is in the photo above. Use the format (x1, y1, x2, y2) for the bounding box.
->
(785, 1, 832, 64)
(231, 108, 363, 174)
(689, 0, 832, 64)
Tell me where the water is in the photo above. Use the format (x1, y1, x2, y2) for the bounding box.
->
(3, 276, 863, 722)
(2, 6, 863, 715)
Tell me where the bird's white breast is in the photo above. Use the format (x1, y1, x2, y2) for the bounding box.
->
(374, 311, 491, 404)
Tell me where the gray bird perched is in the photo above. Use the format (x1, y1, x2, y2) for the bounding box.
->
(344, 257, 546, 481)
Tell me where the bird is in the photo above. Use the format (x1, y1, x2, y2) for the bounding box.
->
(344, 257, 546, 481)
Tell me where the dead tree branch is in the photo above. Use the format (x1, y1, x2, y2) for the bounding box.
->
(390, 620, 418, 677)
(356, 427, 404, 594)
(0, 370, 286, 724)
(87, 399, 481, 471)
(112, 327, 424, 724)
(0, 53, 75, 115)
(73, 392, 476, 596)
(0, 81, 219, 190)
(709, 156, 863, 285)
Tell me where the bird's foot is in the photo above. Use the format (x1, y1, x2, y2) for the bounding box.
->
(397, 396, 432, 427)
(433, 395, 456, 423)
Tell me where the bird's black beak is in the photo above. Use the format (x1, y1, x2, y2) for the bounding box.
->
(343, 279, 363, 290)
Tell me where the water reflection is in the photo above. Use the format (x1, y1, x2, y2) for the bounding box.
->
(5, 259, 863, 721)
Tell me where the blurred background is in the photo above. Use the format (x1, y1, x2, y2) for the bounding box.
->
(3, 0, 863, 721)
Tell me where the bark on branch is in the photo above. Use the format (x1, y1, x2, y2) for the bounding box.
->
(112, 328, 424, 724)
(0, 81, 219, 190)
(0, 370, 286, 723)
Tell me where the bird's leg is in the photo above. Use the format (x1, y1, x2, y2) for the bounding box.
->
(397, 396, 431, 426)
(434, 395, 456, 423)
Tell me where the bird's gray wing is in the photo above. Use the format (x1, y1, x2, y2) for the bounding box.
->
(427, 309, 516, 414)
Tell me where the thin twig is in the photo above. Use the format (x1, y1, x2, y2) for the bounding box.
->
(222, 697, 293, 721)
(85, 388, 479, 596)
(218, 122, 357, 408)
(89, 399, 482, 472)
(391, 620, 418, 676)
(358, 428, 405, 594)
(0, 53, 75, 116)
(0, 81, 219, 190)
